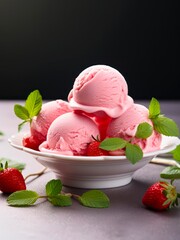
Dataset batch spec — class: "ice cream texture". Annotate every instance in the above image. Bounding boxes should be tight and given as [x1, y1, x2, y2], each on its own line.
[23, 100, 72, 149]
[68, 65, 133, 118]
[39, 112, 100, 156]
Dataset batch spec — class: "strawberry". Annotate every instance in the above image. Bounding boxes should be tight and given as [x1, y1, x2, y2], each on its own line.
[86, 137, 109, 156]
[23, 135, 41, 151]
[142, 181, 178, 211]
[0, 162, 26, 194]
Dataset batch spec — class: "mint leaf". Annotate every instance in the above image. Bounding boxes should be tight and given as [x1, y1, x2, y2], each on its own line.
[14, 90, 42, 131]
[149, 97, 161, 118]
[125, 143, 143, 164]
[160, 166, 180, 180]
[0, 158, 25, 170]
[152, 115, 179, 137]
[25, 89, 42, 118]
[0, 131, 4, 136]
[78, 190, 110, 208]
[14, 105, 30, 121]
[48, 194, 72, 207]
[100, 137, 127, 151]
[7, 190, 39, 206]
[148, 97, 180, 137]
[171, 145, 180, 161]
[135, 122, 153, 139]
[46, 179, 62, 196]
[170, 144, 180, 162]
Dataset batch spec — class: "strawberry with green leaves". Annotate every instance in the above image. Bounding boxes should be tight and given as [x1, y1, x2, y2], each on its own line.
[0, 162, 26, 194]
[14, 89, 43, 150]
[142, 181, 179, 211]
[142, 144, 180, 212]
[14, 89, 42, 132]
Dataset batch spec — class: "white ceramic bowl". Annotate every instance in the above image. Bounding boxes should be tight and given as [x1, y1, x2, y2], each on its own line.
[8, 133, 180, 189]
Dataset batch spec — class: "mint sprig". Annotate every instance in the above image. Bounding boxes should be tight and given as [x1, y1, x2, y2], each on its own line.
[7, 179, 110, 208]
[100, 122, 152, 164]
[149, 97, 179, 137]
[14, 90, 42, 131]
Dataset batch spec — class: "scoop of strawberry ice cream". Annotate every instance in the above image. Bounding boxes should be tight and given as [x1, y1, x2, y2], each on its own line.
[39, 112, 100, 156]
[68, 64, 133, 118]
[23, 100, 72, 150]
[68, 64, 133, 140]
[106, 103, 162, 153]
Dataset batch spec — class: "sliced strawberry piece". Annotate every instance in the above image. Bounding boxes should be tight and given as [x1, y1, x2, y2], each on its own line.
[23, 135, 41, 151]
[86, 140, 109, 156]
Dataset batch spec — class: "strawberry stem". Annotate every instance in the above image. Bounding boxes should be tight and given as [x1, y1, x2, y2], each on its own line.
[24, 167, 48, 181]
[91, 135, 100, 142]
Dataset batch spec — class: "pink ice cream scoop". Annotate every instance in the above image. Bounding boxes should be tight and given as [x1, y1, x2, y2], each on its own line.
[68, 64, 133, 118]
[106, 103, 162, 153]
[31, 100, 72, 142]
[23, 100, 72, 150]
[39, 112, 100, 156]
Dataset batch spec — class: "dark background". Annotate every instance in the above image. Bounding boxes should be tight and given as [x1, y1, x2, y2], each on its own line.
[0, 0, 179, 100]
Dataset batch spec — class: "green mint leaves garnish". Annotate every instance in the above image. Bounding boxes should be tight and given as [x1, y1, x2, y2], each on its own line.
[100, 122, 152, 164]
[7, 190, 39, 206]
[14, 90, 42, 131]
[149, 97, 179, 137]
[7, 179, 110, 208]
[125, 143, 143, 164]
[46, 179, 62, 196]
[99, 138, 127, 151]
[149, 97, 161, 118]
[100, 98, 179, 164]
[78, 190, 110, 208]
[135, 122, 153, 139]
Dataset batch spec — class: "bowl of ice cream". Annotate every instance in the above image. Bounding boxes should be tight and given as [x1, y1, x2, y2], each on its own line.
[8, 133, 180, 189]
[10, 64, 180, 188]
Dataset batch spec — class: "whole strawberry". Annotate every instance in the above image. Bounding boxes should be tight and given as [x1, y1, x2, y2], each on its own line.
[142, 181, 179, 211]
[0, 162, 26, 194]
[86, 136, 109, 156]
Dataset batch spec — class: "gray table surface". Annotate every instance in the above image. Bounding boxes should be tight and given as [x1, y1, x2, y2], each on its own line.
[0, 100, 180, 240]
